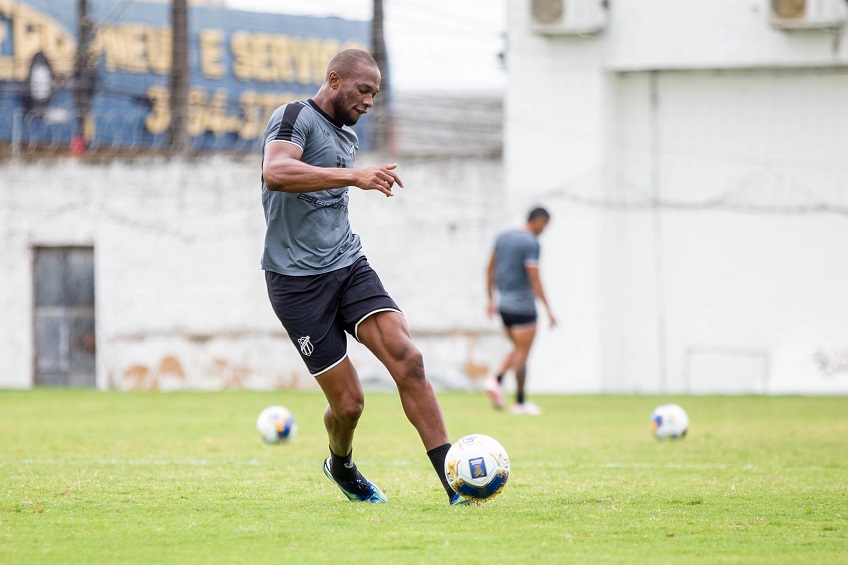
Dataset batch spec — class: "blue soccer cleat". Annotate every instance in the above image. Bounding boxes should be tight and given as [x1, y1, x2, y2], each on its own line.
[450, 492, 473, 506]
[322, 457, 387, 503]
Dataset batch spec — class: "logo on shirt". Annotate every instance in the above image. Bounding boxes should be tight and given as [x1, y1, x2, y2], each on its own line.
[297, 193, 348, 213]
[298, 336, 314, 357]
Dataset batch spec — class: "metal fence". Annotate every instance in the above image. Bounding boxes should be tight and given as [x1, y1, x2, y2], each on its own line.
[0, 108, 262, 157]
[0, 92, 506, 158]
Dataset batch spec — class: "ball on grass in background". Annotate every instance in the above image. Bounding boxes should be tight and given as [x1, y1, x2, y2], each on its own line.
[444, 433, 510, 502]
[256, 405, 297, 444]
[651, 403, 689, 440]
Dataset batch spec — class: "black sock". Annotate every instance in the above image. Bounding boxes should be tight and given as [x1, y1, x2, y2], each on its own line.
[516, 391, 525, 405]
[329, 446, 358, 481]
[496, 373, 504, 385]
[427, 443, 455, 500]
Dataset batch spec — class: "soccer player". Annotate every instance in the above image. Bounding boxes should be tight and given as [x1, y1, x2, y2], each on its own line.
[260, 49, 465, 505]
[485, 207, 557, 415]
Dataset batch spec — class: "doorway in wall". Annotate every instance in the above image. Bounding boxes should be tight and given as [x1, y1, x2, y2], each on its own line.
[33, 247, 96, 387]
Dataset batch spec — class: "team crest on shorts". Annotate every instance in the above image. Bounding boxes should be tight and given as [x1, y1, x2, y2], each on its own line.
[298, 336, 314, 356]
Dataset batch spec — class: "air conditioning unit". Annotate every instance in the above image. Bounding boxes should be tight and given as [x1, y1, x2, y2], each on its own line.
[530, 0, 608, 36]
[771, 0, 848, 29]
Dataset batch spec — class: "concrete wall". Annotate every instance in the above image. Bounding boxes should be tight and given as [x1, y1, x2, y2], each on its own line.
[0, 153, 508, 391]
[505, 0, 848, 393]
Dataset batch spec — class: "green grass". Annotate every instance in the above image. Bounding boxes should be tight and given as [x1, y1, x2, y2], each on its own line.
[1, 390, 846, 564]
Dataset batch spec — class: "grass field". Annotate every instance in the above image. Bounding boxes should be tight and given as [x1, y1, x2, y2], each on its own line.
[1, 390, 846, 564]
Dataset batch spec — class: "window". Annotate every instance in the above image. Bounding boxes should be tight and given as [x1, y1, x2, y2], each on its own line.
[33, 247, 96, 386]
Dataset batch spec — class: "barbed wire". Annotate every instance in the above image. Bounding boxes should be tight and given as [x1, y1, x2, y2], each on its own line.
[0, 91, 504, 157]
[540, 169, 848, 217]
[0, 107, 262, 157]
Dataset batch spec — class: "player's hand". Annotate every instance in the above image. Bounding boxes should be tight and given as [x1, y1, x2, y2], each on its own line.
[486, 299, 496, 318]
[355, 164, 404, 197]
[547, 310, 558, 329]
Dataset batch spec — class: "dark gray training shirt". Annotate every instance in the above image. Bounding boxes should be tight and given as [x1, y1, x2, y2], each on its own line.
[261, 99, 363, 276]
[493, 229, 541, 315]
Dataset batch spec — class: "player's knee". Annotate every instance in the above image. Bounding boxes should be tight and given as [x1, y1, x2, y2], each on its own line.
[514, 349, 531, 366]
[404, 345, 425, 373]
[334, 397, 364, 425]
[393, 344, 426, 385]
[510, 355, 526, 369]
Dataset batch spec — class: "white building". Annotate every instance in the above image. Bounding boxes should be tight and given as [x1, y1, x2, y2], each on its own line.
[505, 0, 848, 394]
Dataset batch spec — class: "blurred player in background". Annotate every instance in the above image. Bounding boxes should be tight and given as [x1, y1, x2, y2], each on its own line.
[485, 207, 557, 415]
[260, 49, 466, 505]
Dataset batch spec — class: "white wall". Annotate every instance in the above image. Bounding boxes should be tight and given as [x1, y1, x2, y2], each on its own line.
[506, 0, 848, 393]
[0, 154, 508, 391]
[607, 0, 848, 70]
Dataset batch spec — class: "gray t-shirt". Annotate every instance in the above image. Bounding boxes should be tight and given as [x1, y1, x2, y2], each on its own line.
[260, 99, 363, 276]
[493, 229, 541, 315]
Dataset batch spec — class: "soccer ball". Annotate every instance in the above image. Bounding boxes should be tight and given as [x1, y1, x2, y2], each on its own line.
[650, 404, 689, 440]
[444, 434, 510, 501]
[256, 405, 297, 444]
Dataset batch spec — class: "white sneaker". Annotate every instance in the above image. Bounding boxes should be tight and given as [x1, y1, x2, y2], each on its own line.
[484, 377, 505, 410]
[511, 401, 543, 416]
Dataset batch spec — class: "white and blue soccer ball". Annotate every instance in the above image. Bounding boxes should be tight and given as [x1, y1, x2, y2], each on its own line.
[444, 434, 510, 501]
[650, 404, 689, 440]
[256, 405, 297, 444]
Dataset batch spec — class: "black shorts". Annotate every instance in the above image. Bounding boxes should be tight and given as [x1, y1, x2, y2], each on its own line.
[499, 310, 537, 329]
[265, 256, 400, 376]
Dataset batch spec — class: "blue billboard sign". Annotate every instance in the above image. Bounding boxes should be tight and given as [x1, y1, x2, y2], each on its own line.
[0, 0, 371, 153]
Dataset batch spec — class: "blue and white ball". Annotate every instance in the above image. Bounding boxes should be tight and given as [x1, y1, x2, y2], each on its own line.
[444, 434, 510, 501]
[650, 404, 689, 440]
[256, 405, 297, 444]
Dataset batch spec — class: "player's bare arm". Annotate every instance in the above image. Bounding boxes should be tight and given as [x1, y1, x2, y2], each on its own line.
[263, 141, 402, 196]
[486, 251, 497, 317]
[527, 265, 557, 328]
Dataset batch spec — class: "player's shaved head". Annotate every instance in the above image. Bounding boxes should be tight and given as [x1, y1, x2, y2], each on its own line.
[313, 49, 381, 126]
[327, 49, 379, 79]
